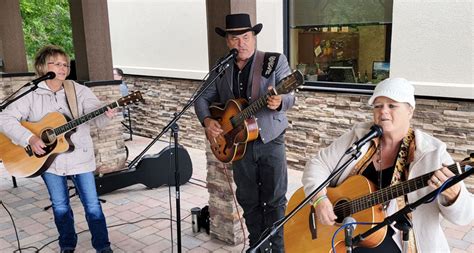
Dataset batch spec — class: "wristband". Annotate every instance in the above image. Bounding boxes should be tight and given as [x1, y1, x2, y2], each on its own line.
[312, 195, 328, 209]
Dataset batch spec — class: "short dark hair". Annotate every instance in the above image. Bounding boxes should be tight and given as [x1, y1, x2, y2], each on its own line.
[113, 68, 124, 76]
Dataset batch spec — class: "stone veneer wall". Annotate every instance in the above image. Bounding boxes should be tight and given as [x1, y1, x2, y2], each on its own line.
[125, 75, 473, 244]
[86, 83, 128, 174]
[0, 74, 127, 175]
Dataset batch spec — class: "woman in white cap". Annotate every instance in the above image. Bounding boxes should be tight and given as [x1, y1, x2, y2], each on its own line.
[302, 78, 473, 252]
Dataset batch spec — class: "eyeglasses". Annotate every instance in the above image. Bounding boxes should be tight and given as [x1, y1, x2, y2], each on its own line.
[48, 62, 70, 68]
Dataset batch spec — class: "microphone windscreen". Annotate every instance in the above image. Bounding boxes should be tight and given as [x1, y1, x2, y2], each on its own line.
[46, 71, 56, 79]
[343, 216, 357, 230]
[230, 48, 238, 57]
[371, 124, 383, 137]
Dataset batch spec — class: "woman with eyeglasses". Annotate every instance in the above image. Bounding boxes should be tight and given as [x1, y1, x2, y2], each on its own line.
[300, 78, 473, 252]
[0, 45, 115, 253]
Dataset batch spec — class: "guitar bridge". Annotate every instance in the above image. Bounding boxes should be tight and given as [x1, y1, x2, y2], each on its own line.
[310, 206, 318, 239]
[25, 145, 33, 157]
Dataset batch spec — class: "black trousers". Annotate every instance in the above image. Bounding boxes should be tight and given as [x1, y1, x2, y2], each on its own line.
[233, 133, 288, 253]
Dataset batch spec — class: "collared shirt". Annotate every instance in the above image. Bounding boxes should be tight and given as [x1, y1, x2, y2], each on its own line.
[232, 54, 254, 100]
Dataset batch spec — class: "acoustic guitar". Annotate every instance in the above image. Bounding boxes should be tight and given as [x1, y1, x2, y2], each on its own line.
[0, 91, 144, 178]
[284, 157, 473, 253]
[208, 70, 304, 163]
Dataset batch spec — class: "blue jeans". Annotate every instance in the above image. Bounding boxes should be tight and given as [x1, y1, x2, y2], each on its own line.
[42, 172, 111, 252]
[232, 133, 288, 253]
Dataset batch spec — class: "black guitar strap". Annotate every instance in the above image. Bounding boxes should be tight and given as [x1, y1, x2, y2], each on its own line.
[261, 52, 280, 78]
[250, 51, 280, 102]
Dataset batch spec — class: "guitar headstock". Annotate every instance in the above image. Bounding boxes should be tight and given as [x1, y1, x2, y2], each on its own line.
[118, 91, 144, 106]
[276, 70, 305, 94]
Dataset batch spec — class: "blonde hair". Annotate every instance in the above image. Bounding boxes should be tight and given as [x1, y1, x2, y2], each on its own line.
[34, 45, 71, 76]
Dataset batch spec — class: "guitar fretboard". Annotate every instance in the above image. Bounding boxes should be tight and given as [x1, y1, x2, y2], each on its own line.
[54, 101, 119, 136]
[230, 92, 273, 127]
[229, 73, 300, 128]
[337, 163, 461, 218]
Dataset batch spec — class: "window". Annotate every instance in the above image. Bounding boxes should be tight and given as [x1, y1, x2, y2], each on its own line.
[288, 0, 393, 86]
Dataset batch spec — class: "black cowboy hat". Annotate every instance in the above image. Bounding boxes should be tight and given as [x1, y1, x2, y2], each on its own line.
[215, 13, 263, 37]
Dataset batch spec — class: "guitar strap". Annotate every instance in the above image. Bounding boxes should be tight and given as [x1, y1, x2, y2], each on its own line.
[250, 51, 280, 102]
[63, 80, 79, 119]
[250, 51, 264, 102]
[390, 128, 417, 253]
[350, 129, 417, 252]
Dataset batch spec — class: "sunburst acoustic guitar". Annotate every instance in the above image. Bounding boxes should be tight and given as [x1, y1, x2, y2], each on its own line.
[207, 70, 304, 163]
[284, 156, 473, 253]
[0, 91, 144, 178]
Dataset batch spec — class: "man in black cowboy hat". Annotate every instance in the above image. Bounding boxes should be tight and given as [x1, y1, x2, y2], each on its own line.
[195, 13, 295, 252]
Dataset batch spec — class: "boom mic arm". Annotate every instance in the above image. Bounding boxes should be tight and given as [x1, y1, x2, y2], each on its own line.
[28, 72, 56, 86]
[345, 125, 383, 154]
[210, 49, 238, 72]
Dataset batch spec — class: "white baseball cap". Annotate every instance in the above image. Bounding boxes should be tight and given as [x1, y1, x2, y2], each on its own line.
[368, 78, 416, 108]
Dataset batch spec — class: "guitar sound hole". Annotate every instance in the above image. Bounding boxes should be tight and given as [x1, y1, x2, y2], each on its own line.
[333, 199, 349, 224]
[41, 129, 57, 145]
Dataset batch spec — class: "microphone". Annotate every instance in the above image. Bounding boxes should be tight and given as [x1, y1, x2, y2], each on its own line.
[216, 48, 238, 67]
[345, 124, 383, 154]
[28, 72, 56, 85]
[343, 216, 357, 253]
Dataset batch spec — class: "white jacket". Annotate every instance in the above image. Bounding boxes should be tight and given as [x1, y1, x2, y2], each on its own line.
[303, 122, 474, 252]
[0, 81, 110, 176]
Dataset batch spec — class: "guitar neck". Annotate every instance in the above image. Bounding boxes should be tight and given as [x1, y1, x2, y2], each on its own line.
[231, 72, 296, 126]
[54, 101, 119, 136]
[231, 91, 273, 126]
[349, 163, 461, 214]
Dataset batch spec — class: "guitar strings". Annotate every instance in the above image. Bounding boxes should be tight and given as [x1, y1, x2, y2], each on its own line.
[332, 163, 460, 216]
[217, 75, 299, 138]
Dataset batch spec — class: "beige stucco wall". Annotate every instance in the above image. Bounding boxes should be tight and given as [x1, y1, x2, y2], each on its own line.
[391, 1, 474, 99]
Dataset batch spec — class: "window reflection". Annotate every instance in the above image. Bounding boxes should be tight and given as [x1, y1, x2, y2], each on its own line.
[289, 0, 393, 85]
[290, 24, 391, 84]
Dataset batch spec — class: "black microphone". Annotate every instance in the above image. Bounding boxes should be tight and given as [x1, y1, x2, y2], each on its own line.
[345, 124, 383, 154]
[343, 216, 357, 253]
[216, 48, 238, 67]
[28, 72, 56, 85]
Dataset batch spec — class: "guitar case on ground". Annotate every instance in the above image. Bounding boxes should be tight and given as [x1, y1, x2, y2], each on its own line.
[95, 144, 192, 195]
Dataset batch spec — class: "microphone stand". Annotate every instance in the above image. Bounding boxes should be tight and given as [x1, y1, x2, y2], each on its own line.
[0, 82, 41, 188]
[352, 166, 474, 249]
[247, 149, 363, 253]
[126, 62, 232, 253]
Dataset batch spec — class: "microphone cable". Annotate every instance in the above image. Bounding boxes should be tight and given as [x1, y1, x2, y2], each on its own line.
[32, 214, 192, 253]
[329, 176, 455, 253]
[222, 163, 247, 253]
[166, 135, 175, 253]
[10, 207, 192, 253]
[424, 176, 455, 203]
[1, 201, 22, 252]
